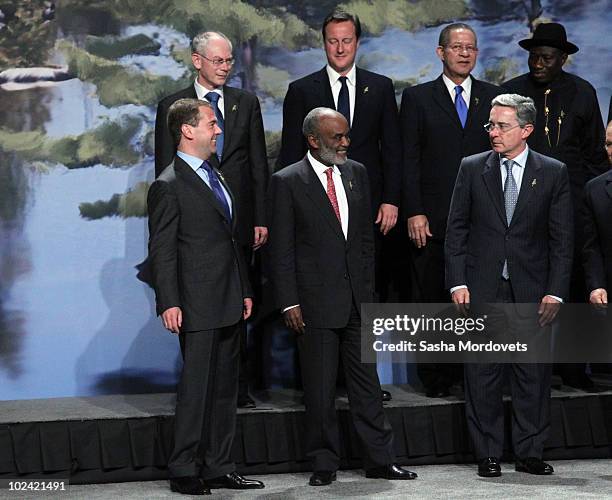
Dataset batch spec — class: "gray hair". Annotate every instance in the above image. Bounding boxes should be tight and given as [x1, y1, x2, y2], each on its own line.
[302, 107, 344, 138]
[191, 31, 233, 55]
[438, 23, 477, 47]
[491, 93, 536, 127]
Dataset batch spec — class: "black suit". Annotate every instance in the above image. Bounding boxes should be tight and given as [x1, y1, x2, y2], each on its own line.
[155, 84, 268, 246]
[267, 157, 394, 471]
[400, 75, 501, 390]
[445, 149, 573, 459]
[147, 156, 252, 479]
[583, 170, 612, 294]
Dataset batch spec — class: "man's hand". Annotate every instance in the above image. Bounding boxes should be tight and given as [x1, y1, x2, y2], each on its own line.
[243, 298, 253, 320]
[589, 288, 608, 308]
[253, 226, 268, 250]
[407, 214, 432, 248]
[162, 306, 182, 334]
[451, 288, 470, 316]
[538, 295, 561, 327]
[283, 306, 305, 334]
[375, 203, 398, 235]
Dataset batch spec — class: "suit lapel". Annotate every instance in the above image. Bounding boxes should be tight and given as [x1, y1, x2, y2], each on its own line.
[313, 67, 336, 109]
[219, 85, 240, 161]
[511, 151, 539, 224]
[482, 152, 507, 225]
[175, 157, 233, 230]
[433, 75, 463, 129]
[339, 163, 356, 243]
[299, 158, 344, 239]
[351, 68, 369, 143]
[605, 170, 612, 200]
[464, 76, 484, 131]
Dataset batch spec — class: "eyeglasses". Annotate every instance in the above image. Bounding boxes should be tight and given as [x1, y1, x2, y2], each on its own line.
[197, 53, 235, 67]
[484, 122, 521, 133]
[445, 44, 478, 54]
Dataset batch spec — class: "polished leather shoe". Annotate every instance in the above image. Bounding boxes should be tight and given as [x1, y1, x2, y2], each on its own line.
[515, 457, 554, 475]
[365, 464, 417, 480]
[425, 384, 450, 398]
[477, 457, 501, 477]
[207, 471, 264, 489]
[237, 395, 257, 409]
[170, 476, 211, 495]
[382, 390, 392, 402]
[309, 471, 336, 486]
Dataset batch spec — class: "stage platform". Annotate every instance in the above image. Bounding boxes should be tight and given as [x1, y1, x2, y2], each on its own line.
[2, 381, 612, 484]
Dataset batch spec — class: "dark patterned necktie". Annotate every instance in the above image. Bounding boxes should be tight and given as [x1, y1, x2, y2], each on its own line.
[337, 76, 350, 126]
[205, 92, 224, 159]
[200, 160, 231, 220]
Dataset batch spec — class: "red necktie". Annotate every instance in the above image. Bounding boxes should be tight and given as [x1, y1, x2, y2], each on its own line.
[325, 167, 341, 223]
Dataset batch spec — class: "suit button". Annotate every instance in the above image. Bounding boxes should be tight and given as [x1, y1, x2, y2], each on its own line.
[505, 235, 510, 241]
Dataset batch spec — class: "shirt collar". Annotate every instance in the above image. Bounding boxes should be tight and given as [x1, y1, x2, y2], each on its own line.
[194, 78, 224, 101]
[442, 73, 472, 96]
[177, 150, 207, 172]
[500, 145, 529, 169]
[307, 150, 340, 176]
[326, 64, 357, 87]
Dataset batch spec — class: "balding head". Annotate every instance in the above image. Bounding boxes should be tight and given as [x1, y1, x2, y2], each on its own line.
[302, 107, 350, 166]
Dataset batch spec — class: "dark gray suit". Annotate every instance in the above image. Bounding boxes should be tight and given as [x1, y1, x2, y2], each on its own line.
[267, 157, 394, 471]
[445, 149, 573, 459]
[147, 156, 252, 479]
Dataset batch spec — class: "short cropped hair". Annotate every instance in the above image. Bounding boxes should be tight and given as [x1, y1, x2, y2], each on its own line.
[322, 9, 361, 40]
[302, 107, 341, 138]
[191, 31, 233, 55]
[491, 94, 537, 127]
[167, 98, 211, 146]
[438, 22, 477, 47]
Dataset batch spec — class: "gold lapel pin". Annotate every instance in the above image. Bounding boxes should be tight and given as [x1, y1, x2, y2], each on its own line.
[474, 97, 479, 106]
[363, 86, 369, 94]
[349, 180, 353, 191]
[232, 104, 237, 112]
[531, 178, 537, 187]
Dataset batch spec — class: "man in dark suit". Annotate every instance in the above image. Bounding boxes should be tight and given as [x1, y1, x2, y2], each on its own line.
[147, 98, 264, 495]
[400, 23, 501, 397]
[446, 94, 573, 477]
[268, 107, 417, 486]
[583, 121, 612, 307]
[278, 9, 402, 292]
[155, 31, 269, 407]
[503, 23, 607, 389]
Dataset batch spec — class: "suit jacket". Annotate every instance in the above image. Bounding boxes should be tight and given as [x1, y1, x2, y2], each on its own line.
[445, 149, 573, 303]
[154, 84, 269, 245]
[582, 169, 612, 293]
[277, 67, 402, 213]
[400, 75, 501, 237]
[147, 156, 252, 332]
[267, 158, 375, 328]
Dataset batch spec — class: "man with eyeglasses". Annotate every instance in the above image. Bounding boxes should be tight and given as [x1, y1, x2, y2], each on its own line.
[278, 9, 403, 326]
[399, 23, 501, 399]
[446, 93, 573, 477]
[155, 32, 269, 409]
[503, 23, 607, 390]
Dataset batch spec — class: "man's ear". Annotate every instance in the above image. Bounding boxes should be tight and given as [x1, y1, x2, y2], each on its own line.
[181, 123, 193, 140]
[521, 123, 534, 140]
[306, 134, 319, 150]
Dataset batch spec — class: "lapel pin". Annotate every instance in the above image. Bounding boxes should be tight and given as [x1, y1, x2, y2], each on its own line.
[474, 97, 479, 106]
[531, 178, 537, 187]
[363, 86, 369, 94]
[232, 104, 237, 112]
[349, 180, 353, 191]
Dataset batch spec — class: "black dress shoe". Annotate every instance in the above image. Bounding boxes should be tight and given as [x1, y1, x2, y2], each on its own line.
[170, 477, 211, 495]
[309, 470, 336, 486]
[365, 464, 417, 480]
[207, 471, 264, 489]
[237, 395, 257, 409]
[515, 457, 554, 475]
[425, 384, 450, 398]
[381, 390, 392, 402]
[477, 457, 501, 477]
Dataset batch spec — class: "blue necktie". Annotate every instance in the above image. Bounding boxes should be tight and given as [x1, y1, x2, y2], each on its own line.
[454, 85, 467, 128]
[200, 160, 231, 220]
[337, 76, 351, 126]
[502, 160, 518, 279]
[206, 92, 224, 159]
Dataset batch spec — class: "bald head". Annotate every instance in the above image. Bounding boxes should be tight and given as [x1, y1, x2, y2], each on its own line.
[303, 107, 350, 166]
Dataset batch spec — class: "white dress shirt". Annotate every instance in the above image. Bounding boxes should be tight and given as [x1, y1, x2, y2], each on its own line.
[442, 73, 472, 110]
[194, 79, 225, 118]
[326, 64, 356, 127]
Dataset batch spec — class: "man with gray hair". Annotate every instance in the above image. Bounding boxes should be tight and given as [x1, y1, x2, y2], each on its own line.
[155, 30, 269, 410]
[268, 107, 417, 486]
[446, 93, 573, 477]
